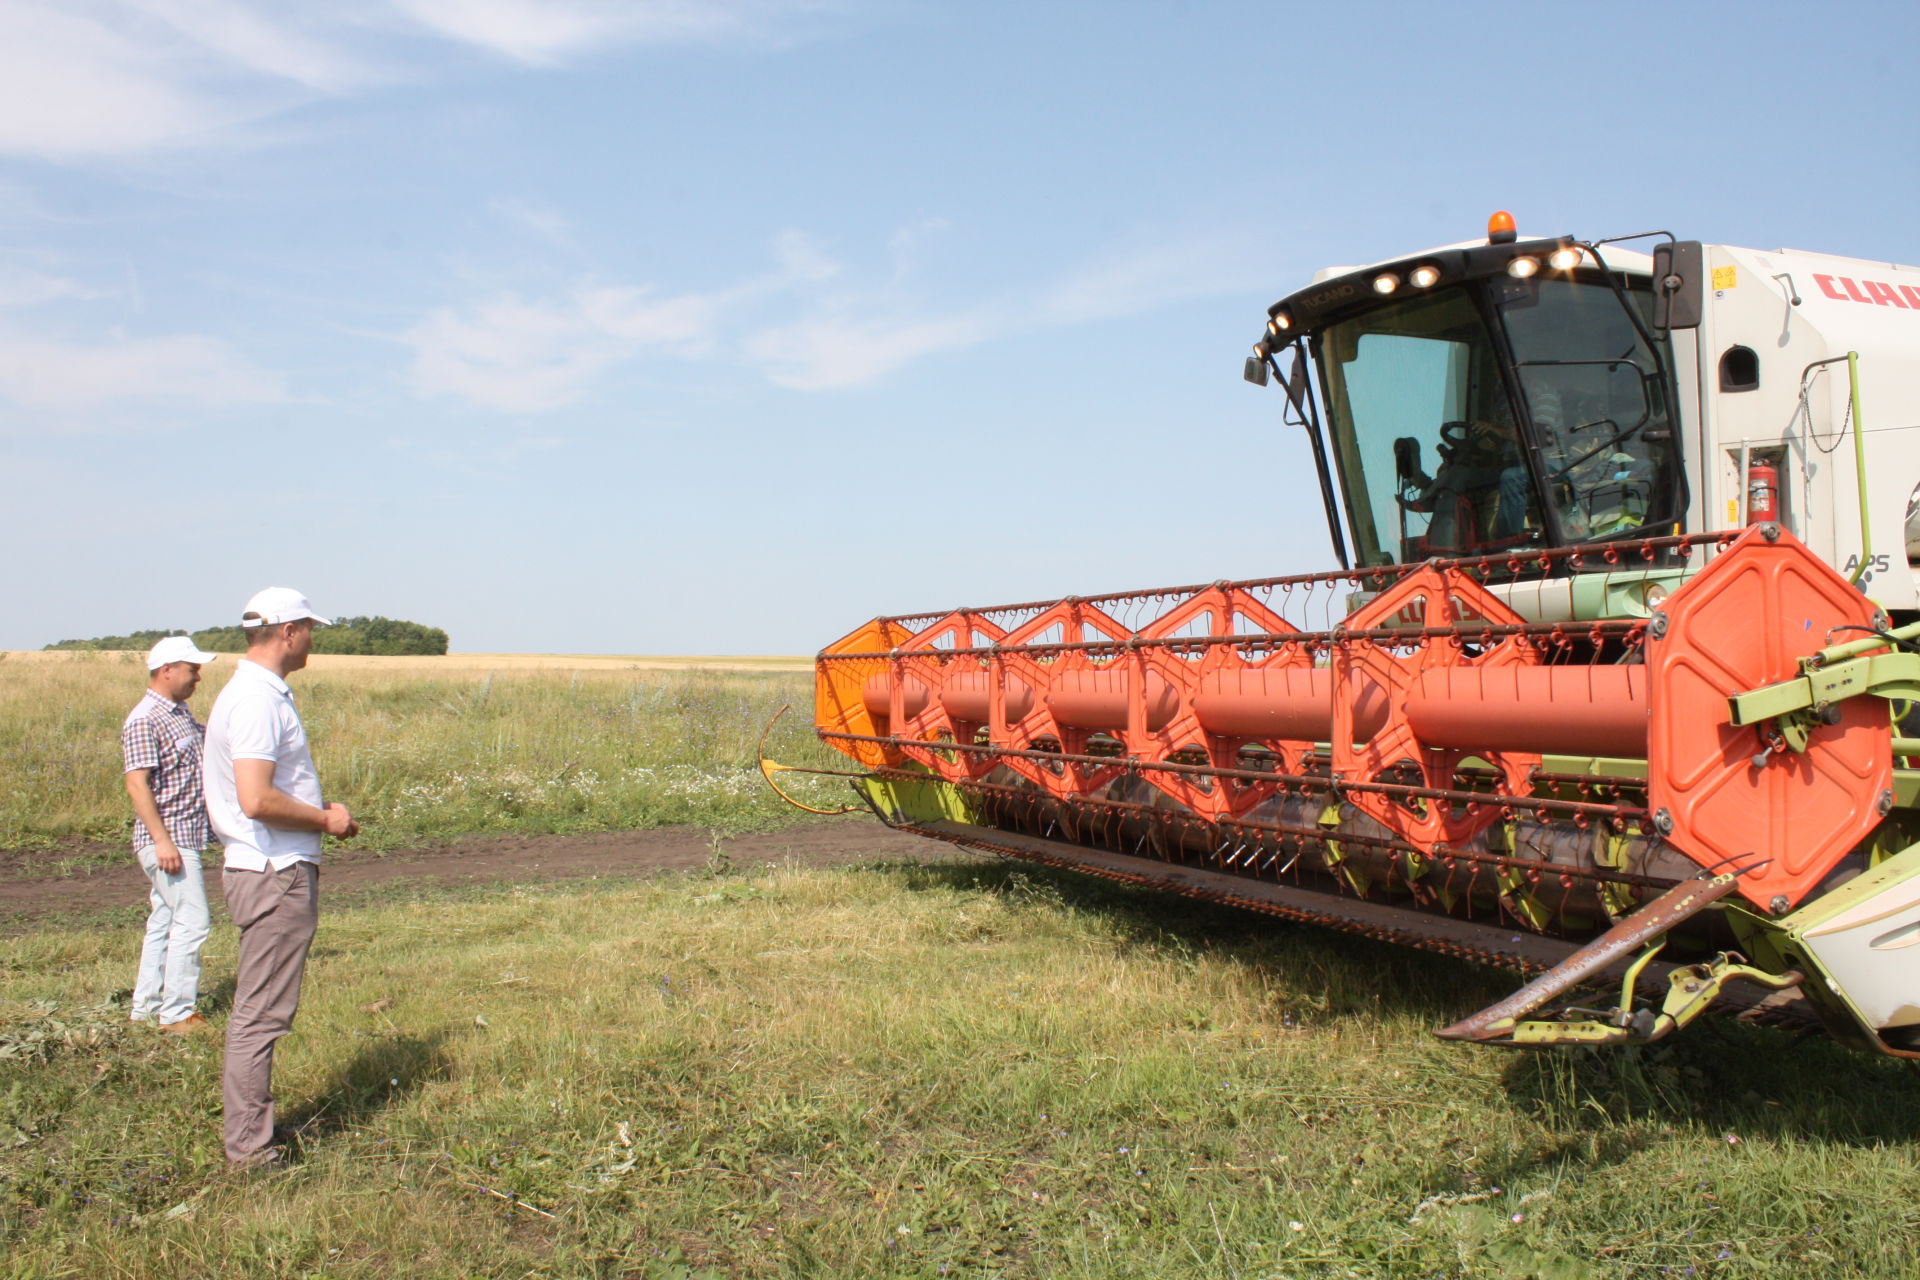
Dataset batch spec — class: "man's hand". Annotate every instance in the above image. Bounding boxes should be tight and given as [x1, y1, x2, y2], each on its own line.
[124, 768, 183, 873]
[322, 802, 359, 839]
[236, 760, 359, 837]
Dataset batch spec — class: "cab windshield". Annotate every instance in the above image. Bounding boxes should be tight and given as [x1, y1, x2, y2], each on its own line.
[1316, 275, 1678, 566]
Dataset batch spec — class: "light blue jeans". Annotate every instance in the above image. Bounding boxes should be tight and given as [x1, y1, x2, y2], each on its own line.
[132, 848, 210, 1024]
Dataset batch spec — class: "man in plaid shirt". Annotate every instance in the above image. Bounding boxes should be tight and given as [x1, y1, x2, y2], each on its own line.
[122, 635, 220, 1032]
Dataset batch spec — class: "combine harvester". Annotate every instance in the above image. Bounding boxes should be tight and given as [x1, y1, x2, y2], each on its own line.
[776, 214, 1920, 1057]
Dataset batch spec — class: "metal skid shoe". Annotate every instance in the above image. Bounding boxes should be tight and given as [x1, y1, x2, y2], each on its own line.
[1491, 949, 1801, 1048]
[1436, 874, 1804, 1047]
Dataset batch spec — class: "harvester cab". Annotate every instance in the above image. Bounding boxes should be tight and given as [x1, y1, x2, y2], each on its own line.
[1249, 213, 1920, 615]
[791, 213, 1920, 1061]
[1251, 222, 1679, 572]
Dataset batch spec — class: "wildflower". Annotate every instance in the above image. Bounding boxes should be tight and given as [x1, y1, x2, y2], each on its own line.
[1289, 1221, 1305, 1232]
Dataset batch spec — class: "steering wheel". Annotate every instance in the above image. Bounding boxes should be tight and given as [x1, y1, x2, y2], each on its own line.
[1549, 419, 1633, 481]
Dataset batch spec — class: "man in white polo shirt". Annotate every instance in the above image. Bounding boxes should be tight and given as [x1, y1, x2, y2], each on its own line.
[203, 586, 358, 1169]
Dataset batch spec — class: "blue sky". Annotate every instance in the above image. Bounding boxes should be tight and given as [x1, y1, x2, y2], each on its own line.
[3, 0, 1915, 653]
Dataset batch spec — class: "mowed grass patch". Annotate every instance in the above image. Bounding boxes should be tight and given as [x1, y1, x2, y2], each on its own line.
[3, 859, 1916, 1279]
[0, 652, 844, 867]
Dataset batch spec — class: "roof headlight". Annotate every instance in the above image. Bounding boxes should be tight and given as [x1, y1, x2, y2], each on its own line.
[1547, 246, 1583, 271]
[1273, 309, 1293, 332]
[1409, 264, 1441, 289]
[1507, 256, 1540, 280]
[1372, 272, 1400, 295]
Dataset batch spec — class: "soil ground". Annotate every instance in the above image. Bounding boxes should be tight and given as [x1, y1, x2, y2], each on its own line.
[0, 823, 973, 929]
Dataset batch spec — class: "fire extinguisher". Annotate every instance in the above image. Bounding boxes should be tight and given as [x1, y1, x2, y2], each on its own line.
[1747, 461, 1779, 524]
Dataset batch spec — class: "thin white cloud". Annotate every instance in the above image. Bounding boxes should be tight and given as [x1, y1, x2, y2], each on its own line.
[0, 265, 107, 308]
[0, 332, 286, 410]
[404, 282, 729, 413]
[405, 295, 623, 414]
[404, 228, 839, 411]
[886, 217, 949, 282]
[488, 196, 574, 247]
[0, 4, 236, 157]
[747, 310, 991, 391]
[123, 0, 371, 91]
[576, 285, 720, 350]
[0, 255, 276, 412]
[390, 0, 724, 65]
[406, 220, 1255, 406]
[771, 228, 841, 284]
[0, 1, 838, 159]
[390, 0, 830, 65]
[1034, 233, 1250, 325]
[743, 227, 1253, 391]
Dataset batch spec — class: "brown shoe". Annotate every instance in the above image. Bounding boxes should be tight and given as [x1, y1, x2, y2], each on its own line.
[227, 1146, 288, 1176]
[158, 1013, 211, 1034]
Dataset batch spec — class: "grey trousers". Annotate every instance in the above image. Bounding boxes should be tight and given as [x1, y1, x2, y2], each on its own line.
[222, 862, 319, 1164]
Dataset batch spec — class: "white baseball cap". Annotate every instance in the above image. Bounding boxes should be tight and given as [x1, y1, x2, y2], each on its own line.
[240, 586, 332, 629]
[147, 635, 219, 670]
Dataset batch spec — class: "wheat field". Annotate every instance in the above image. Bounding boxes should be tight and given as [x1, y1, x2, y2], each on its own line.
[0, 651, 839, 860]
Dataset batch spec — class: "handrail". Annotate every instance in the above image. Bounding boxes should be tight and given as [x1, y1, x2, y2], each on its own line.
[1799, 351, 1871, 585]
[1848, 351, 1871, 586]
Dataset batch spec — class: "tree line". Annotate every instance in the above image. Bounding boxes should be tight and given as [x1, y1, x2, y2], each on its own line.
[45, 616, 450, 656]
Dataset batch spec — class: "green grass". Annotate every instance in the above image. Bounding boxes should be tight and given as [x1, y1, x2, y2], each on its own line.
[3, 857, 1915, 1279]
[0, 654, 848, 868]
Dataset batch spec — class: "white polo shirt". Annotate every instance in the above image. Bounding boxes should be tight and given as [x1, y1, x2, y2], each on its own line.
[203, 658, 325, 870]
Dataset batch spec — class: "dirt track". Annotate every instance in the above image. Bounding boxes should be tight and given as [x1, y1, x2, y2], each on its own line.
[0, 824, 973, 928]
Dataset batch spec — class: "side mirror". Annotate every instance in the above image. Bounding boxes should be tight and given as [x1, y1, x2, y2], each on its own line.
[1652, 240, 1704, 330]
[1249, 344, 1318, 427]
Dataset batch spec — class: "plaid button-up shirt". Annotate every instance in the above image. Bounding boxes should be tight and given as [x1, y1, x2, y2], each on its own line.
[121, 690, 209, 852]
